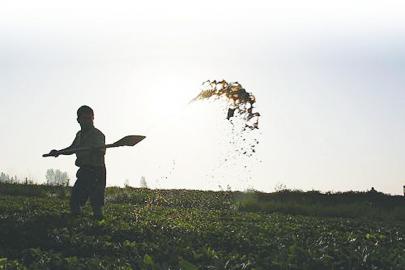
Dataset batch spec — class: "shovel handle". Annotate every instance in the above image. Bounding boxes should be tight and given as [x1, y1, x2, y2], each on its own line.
[42, 143, 122, 157]
[43, 135, 145, 157]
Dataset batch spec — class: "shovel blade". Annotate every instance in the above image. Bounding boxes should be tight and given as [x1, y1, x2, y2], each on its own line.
[112, 135, 146, 147]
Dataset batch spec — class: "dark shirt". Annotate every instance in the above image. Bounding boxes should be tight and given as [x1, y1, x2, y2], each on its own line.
[71, 126, 105, 168]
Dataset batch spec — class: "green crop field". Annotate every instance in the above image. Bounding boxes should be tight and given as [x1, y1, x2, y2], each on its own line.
[0, 183, 404, 269]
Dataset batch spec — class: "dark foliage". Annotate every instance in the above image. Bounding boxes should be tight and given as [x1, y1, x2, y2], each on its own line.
[0, 183, 404, 269]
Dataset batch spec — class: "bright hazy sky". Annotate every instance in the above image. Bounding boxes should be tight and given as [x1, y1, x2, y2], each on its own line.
[1, 1, 404, 194]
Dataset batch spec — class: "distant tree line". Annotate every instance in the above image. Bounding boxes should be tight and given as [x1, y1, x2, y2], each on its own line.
[0, 169, 69, 186]
[124, 176, 149, 189]
[0, 172, 34, 184]
[45, 169, 69, 186]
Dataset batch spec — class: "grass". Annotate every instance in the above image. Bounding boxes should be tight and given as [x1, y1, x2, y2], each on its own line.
[0, 183, 404, 269]
[235, 189, 405, 221]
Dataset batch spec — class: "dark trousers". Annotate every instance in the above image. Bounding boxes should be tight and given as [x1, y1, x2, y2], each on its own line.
[70, 166, 106, 214]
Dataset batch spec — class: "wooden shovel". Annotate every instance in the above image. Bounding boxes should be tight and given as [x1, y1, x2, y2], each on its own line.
[42, 135, 146, 157]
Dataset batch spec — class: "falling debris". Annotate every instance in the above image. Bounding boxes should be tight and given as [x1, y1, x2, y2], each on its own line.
[191, 80, 260, 130]
[192, 80, 262, 188]
[191, 80, 261, 158]
[154, 80, 261, 189]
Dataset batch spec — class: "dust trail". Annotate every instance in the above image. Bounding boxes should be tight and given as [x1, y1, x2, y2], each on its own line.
[146, 80, 261, 190]
[191, 80, 262, 188]
[191, 80, 260, 130]
[191, 80, 261, 158]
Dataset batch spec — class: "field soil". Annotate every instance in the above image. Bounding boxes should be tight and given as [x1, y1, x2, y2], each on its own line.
[0, 183, 404, 269]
